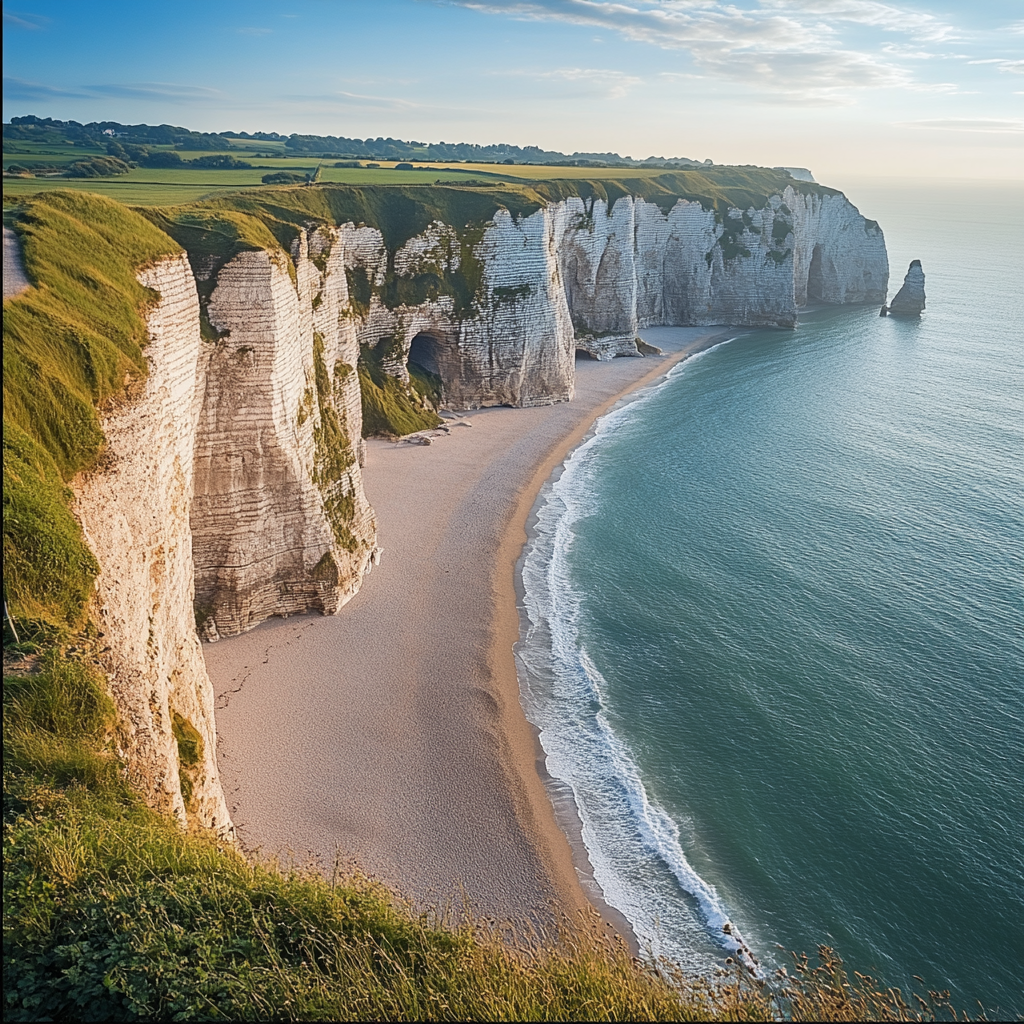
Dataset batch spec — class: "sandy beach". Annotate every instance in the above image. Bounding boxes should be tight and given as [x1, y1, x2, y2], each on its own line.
[205, 325, 734, 930]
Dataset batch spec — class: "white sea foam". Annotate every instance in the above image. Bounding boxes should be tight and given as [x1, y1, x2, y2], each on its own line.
[517, 341, 759, 972]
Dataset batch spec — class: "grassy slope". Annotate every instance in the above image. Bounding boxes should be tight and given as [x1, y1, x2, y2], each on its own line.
[3, 191, 180, 635]
[4, 656, 958, 1022]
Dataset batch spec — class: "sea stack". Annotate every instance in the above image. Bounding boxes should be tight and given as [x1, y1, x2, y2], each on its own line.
[886, 259, 926, 317]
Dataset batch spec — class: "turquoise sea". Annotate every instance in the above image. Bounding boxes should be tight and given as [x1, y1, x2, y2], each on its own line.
[517, 180, 1024, 1016]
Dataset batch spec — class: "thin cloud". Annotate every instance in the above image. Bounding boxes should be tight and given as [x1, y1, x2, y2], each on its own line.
[2, 77, 87, 100]
[2, 77, 222, 103]
[503, 66, 642, 98]
[896, 118, 1024, 133]
[282, 90, 423, 112]
[761, 0, 954, 41]
[454, 1, 919, 100]
[86, 83, 223, 100]
[3, 11, 48, 29]
[967, 58, 1024, 73]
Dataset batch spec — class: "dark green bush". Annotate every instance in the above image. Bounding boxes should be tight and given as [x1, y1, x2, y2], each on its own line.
[142, 151, 183, 168]
[262, 171, 306, 185]
[66, 156, 130, 178]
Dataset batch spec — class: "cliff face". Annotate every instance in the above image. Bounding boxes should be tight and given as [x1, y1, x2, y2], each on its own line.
[54, 178, 883, 833]
[71, 237, 380, 828]
[192, 233, 376, 641]
[316, 185, 887, 406]
[72, 254, 231, 832]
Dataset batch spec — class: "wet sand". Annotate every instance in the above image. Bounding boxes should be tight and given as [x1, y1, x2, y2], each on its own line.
[206, 326, 734, 929]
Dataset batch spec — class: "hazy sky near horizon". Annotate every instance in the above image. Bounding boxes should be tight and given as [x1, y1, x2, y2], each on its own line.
[3, 0, 1022, 184]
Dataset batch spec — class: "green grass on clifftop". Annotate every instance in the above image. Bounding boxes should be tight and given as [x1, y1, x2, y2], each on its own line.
[3, 191, 180, 636]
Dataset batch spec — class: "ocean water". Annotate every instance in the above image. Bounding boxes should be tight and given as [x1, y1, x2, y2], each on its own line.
[517, 180, 1024, 1015]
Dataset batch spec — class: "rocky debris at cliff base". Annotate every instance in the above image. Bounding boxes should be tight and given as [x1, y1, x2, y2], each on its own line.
[887, 260, 926, 317]
[398, 418, 474, 445]
[636, 337, 663, 355]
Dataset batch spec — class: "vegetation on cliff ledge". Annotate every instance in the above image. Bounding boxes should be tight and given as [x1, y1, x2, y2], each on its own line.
[358, 335, 443, 438]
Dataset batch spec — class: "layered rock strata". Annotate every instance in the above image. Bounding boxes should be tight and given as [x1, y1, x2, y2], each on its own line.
[72, 254, 231, 832]
[309, 185, 887, 408]
[72, 241, 380, 828]
[192, 234, 376, 640]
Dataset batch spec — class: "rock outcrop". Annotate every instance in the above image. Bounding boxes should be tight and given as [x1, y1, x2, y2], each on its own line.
[774, 167, 816, 182]
[886, 260, 926, 317]
[192, 233, 376, 641]
[3, 226, 31, 299]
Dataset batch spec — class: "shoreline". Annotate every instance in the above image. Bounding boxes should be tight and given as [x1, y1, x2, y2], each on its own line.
[495, 328, 739, 942]
[205, 325, 738, 938]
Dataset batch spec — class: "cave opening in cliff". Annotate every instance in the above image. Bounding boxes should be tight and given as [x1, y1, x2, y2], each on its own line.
[575, 348, 599, 360]
[408, 333, 441, 377]
[407, 332, 445, 408]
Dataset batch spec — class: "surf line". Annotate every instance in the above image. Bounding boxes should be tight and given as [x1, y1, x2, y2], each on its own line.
[516, 337, 761, 974]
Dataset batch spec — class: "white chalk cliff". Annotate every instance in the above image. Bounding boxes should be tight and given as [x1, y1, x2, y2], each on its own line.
[67, 180, 885, 832]
[73, 254, 232, 833]
[192, 233, 376, 641]
[327, 185, 887, 406]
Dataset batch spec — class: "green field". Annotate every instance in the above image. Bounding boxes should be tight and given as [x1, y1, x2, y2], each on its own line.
[4, 130, 740, 207]
[3, 165, 529, 207]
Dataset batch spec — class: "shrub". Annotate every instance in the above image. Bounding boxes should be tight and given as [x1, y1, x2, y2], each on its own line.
[262, 171, 306, 184]
[65, 156, 130, 178]
[141, 150, 183, 168]
[189, 154, 252, 170]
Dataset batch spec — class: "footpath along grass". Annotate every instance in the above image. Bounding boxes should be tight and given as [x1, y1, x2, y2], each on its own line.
[3, 188, 977, 1021]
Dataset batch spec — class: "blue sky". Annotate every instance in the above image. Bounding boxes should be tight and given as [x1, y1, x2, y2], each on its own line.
[4, 1, 1022, 182]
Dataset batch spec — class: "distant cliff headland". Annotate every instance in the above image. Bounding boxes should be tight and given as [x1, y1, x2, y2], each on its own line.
[6, 138, 940, 1019]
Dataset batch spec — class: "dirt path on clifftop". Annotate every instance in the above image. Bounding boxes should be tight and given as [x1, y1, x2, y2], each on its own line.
[205, 326, 734, 931]
[3, 227, 31, 299]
